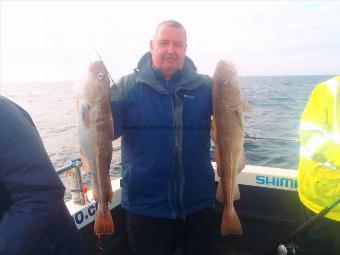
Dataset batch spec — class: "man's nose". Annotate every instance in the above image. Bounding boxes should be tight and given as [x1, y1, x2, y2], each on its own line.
[165, 43, 176, 53]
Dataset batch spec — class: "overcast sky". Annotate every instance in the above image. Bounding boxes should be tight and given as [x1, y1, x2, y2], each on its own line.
[1, 1, 339, 83]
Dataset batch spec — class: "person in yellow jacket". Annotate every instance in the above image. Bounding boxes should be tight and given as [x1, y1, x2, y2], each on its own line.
[297, 75, 340, 255]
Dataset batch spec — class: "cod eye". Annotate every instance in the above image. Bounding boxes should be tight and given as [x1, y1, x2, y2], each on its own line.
[222, 78, 229, 84]
[97, 72, 104, 80]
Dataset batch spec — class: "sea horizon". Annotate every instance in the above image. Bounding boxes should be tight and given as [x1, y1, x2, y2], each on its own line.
[0, 74, 336, 87]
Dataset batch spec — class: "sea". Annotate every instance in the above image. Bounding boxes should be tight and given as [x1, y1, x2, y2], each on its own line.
[240, 75, 333, 170]
[1, 75, 333, 200]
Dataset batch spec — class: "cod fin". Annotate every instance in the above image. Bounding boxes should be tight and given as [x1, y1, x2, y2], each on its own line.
[214, 145, 222, 177]
[233, 184, 240, 201]
[237, 146, 246, 173]
[216, 182, 225, 204]
[215, 144, 225, 203]
[94, 204, 114, 238]
[80, 151, 91, 172]
[221, 205, 243, 236]
[76, 97, 80, 113]
[211, 118, 217, 143]
[233, 107, 245, 129]
[81, 103, 91, 128]
[92, 182, 113, 203]
[242, 100, 252, 113]
[105, 181, 114, 201]
[110, 116, 114, 140]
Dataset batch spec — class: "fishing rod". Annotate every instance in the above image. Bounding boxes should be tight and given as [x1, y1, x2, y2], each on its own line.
[267, 198, 340, 255]
[94, 48, 114, 85]
[244, 132, 299, 143]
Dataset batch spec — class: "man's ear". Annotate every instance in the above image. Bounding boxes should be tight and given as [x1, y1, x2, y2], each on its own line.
[150, 40, 153, 51]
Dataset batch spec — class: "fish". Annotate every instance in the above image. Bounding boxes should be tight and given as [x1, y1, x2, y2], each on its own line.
[76, 60, 114, 237]
[211, 60, 250, 236]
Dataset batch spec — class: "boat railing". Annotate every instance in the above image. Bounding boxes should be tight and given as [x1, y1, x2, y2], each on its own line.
[56, 158, 81, 175]
[244, 132, 299, 142]
[56, 134, 299, 205]
[55, 145, 121, 205]
[56, 157, 86, 204]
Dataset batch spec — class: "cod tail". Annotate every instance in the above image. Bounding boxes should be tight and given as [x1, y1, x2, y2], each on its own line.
[94, 204, 114, 238]
[220, 205, 243, 236]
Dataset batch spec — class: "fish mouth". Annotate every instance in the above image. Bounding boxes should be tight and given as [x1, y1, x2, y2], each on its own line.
[88, 60, 103, 71]
[89, 61, 98, 71]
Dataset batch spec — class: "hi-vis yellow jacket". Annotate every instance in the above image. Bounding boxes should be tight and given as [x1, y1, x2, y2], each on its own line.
[298, 76, 340, 221]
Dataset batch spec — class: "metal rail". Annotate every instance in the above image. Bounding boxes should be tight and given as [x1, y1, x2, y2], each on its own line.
[55, 145, 121, 204]
[56, 158, 80, 175]
[55, 134, 299, 176]
[244, 132, 299, 142]
[55, 133, 299, 176]
[56, 135, 298, 204]
[55, 145, 121, 175]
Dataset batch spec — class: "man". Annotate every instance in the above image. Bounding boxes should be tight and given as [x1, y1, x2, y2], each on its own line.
[0, 96, 82, 255]
[297, 76, 340, 255]
[111, 20, 215, 255]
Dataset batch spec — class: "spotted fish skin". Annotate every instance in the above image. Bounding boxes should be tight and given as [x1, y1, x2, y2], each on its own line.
[76, 60, 114, 237]
[211, 60, 249, 236]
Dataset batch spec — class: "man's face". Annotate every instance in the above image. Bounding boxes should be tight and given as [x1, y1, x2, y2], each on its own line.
[150, 25, 187, 80]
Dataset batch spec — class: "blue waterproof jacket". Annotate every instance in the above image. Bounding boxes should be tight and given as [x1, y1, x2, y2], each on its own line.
[0, 96, 82, 255]
[111, 53, 215, 219]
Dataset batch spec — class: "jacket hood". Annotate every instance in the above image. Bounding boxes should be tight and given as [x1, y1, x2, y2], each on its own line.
[136, 52, 197, 73]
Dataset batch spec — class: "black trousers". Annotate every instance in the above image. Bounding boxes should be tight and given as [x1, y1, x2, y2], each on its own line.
[126, 207, 215, 255]
[298, 205, 340, 255]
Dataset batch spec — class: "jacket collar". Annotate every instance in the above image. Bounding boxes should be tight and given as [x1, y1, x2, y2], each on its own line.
[134, 52, 202, 93]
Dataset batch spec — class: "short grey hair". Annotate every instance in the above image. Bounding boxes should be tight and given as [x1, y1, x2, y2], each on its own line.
[154, 20, 187, 41]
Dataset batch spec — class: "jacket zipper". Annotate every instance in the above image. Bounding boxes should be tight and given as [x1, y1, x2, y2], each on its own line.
[168, 80, 177, 219]
[138, 77, 184, 219]
[174, 87, 186, 220]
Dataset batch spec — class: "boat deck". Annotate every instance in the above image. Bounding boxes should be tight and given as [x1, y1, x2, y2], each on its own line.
[67, 165, 301, 255]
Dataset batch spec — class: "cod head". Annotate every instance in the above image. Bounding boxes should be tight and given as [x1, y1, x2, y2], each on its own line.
[80, 60, 110, 105]
[213, 60, 242, 107]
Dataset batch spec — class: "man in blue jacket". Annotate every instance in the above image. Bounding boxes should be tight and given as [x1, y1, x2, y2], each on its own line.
[111, 20, 215, 255]
[0, 96, 82, 255]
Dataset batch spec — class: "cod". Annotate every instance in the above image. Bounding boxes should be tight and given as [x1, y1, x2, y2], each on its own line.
[211, 60, 250, 236]
[76, 60, 114, 237]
